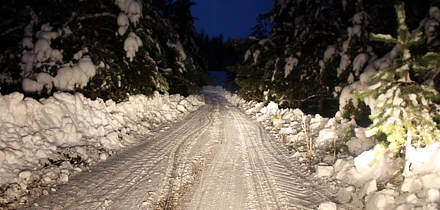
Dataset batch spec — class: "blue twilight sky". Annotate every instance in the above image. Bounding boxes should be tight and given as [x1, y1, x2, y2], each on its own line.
[191, 0, 274, 39]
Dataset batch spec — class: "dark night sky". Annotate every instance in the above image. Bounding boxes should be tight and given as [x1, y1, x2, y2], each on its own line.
[191, 0, 273, 39]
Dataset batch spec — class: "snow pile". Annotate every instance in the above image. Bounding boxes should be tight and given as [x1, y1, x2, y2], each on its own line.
[221, 87, 440, 209]
[0, 91, 204, 206]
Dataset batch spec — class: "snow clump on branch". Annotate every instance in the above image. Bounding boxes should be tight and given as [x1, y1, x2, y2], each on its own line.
[114, 0, 142, 27]
[124, 32, 143, 62]
[22, 55, 97, 93]
[117, 13, 129, 36]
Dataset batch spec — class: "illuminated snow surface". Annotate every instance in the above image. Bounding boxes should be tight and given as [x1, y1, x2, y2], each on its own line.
[0, 86, 439, 209]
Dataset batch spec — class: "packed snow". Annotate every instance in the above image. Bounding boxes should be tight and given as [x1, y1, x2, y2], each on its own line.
[222, 89, 440, 210]
[0, 90, 204, 206]
[2, 2, 440, 207]
[1, 84, 440, 209]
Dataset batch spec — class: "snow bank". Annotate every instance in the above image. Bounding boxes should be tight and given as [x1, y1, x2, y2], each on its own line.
[220, 86, 440, 209]
[0, 91, 204, 206]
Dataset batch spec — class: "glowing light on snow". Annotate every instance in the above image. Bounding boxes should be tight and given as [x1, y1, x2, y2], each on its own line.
[78, 56, 96, 78]
[244, 50, 252, 61]
[253, 50, 260, 64]
[34, 38, 52, 62]
[337, 54, 350, 77]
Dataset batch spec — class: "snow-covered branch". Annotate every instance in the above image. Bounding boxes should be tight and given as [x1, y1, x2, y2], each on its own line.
[77, 12, 116, 21]
[1, 25, 23, 36]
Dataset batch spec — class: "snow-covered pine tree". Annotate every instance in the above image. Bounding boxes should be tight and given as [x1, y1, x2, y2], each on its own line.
[221, 4, 275, 101]
[321, 1, 374, 123]
[228, 0, 354, 110]
[161, 0, 211, 95]
[358, 3, 440, 155]
[0, 0, 209, 102]
[228, 36, 278, 102]
[261, 0, 350, 111]
[250, 13, 271, 40]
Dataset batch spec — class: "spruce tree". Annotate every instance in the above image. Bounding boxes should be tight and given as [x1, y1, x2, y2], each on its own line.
[0, 0, 210, 101]
[358, 3, 440, 156]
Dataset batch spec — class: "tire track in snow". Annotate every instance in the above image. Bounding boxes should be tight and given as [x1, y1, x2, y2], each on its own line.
[26, 105, 213, 209]
[223, 99, 333, 209]
[231, 111, 280, 209]
[155, 104, 215, 209]
[180, 94, 253, 210]
[247, 111, 338, 209]
[26, 87, 334, 210]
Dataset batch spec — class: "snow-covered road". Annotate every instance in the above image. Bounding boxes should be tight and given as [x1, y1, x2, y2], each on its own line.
[26, 87, 333, 209]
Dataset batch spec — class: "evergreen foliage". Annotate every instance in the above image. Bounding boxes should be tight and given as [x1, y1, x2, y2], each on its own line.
[225, 0, 438, 119]
[0, 0, 210, 102]
[227, 0, 363, 113]
[196, 32, 226, 71]
[358, 3, 440, 153]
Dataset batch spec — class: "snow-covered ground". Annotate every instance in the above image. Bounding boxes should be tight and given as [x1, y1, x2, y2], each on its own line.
[1, 85, 440, 209]
[29, 86, 336, 209]
[223, 90, 440, 210]
[0, 90, 204, 208]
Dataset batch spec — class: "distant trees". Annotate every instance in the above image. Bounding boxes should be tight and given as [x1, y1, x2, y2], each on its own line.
[196, 31, 242, 72]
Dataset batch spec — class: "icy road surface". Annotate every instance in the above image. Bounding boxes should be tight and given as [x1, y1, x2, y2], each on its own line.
[27, 87, 333, 209]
